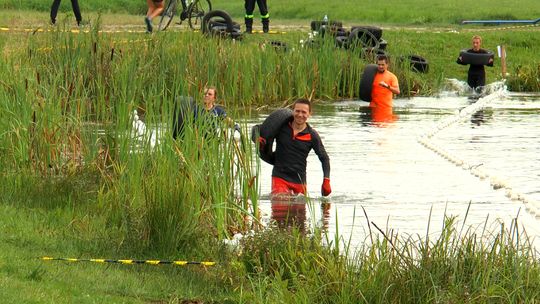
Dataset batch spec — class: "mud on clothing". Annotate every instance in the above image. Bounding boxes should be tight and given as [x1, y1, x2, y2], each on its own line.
[263, 120, 330, 186]
[370, 70, 399, 108]
[457, 48, 494, 89]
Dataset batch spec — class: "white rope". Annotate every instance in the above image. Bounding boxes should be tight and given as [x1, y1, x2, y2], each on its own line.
[417, 89, 540, 218]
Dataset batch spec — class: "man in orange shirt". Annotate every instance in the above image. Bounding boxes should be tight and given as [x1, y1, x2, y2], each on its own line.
[371, 55, 400, 109]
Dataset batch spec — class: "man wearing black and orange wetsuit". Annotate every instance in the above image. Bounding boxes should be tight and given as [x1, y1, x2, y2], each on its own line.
[260, 99, 331, 197]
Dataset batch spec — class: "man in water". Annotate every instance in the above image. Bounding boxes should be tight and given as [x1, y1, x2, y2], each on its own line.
[371, 55, 400, 109]
[457, 35, 494, 92]
[260, 98, 331, 197]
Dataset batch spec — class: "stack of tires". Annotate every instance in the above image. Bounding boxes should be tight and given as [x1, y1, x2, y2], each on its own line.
[307, 19, 429, 74]
[202, 10, 243, 40]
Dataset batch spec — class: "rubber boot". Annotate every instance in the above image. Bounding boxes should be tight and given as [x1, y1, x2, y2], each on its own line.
[262, 18, 269, 33]
[245, 18, 253, 34]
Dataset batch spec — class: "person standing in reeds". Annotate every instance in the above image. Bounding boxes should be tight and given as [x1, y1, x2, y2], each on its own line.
[50, 0, 83, 26]
[244, 0, 270, 33]
[145, 0, 164, 33]
[457, 35, 494, 92]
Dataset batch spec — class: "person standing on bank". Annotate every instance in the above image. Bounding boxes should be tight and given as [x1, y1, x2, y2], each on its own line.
[457, 35, 494, 92]
[145, 0, 164, 33]
[261, 99, 331, 197]
[244, 0, 270, 33]
[371, 54, 400, 109]
[50, 0, 83, 26]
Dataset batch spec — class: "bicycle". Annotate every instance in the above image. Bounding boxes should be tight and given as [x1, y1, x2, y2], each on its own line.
[158, 0, 212, 31]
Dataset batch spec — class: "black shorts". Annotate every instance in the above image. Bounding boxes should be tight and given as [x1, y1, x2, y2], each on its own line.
[152, 0, 163, 2]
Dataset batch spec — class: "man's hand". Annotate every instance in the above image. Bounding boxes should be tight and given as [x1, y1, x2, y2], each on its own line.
[379, 81, 390, 89]
[321, 178, 332, 197]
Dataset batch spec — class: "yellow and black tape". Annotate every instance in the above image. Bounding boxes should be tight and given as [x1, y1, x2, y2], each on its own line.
[40, 256, 215, 266]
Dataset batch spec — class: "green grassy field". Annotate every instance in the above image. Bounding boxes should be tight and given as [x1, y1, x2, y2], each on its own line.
[3, 0, 540, 25]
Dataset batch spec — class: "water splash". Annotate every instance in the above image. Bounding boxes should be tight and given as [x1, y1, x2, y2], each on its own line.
[131, 110, 159, 148]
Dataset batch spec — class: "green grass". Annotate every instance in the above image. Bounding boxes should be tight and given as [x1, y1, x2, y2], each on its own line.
[3, 0, 540, 26]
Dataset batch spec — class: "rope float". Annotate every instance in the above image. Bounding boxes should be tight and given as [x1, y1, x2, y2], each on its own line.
[40, 256, 216, 266]
[417, 90, 540, 218]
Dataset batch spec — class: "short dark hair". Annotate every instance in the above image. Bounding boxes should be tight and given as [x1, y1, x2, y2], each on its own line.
[293, 98, 311, 112]
[377, 54, 389, 63]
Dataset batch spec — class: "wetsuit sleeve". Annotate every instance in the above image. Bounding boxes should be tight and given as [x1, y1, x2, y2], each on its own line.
[259, 148, 275, 165]
[311, 130, 330, 179]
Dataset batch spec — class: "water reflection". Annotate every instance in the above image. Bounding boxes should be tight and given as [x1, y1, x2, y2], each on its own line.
[269, 195, 332, 232]
[358, 106, 398, 126]
[470, 108, 493, 126]
[270, 194, 307, 231]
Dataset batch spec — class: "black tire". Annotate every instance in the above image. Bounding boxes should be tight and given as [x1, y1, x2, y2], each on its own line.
[333, 27, 348, 37]
[348, 27, 380, 50]
[335, 36, 349, 48]
[459, 49, 494, 65]
[188, 0, 212, 30]
[269, 40, 288, 52]
[158, 0, 178, 31]
[408, 55, 429, 73]
[202, 10, 233, 34]
[378, 39, 388, 50]
[259, 108, 293, 140]
[230, 29, 243, 40]
[310, 20, 343, 31]
[172, 96, 199, 140]
[208, 19, 240, 30]
[359, 64, 378, 102]
[350, 25, 383, 40]
[251, 124, 260, 143]
[256, 108, 293, 159]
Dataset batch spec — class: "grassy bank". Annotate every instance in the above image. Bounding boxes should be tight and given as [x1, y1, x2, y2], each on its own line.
[2, 200, 540, 302]
[3, 0, 540, 26]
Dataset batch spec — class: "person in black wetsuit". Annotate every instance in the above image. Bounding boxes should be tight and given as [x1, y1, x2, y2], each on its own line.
[457, 35, 494, 92]
[50, 0, 83, 26]
[260, 98, 331, 197]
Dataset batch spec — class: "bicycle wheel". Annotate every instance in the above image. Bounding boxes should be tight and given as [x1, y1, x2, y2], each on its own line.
[187, 0, 212, 30]
[158, 0, 178, 31]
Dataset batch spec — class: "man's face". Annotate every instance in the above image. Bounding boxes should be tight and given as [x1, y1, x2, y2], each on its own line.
[377, 60, 387, 73]
[204, 88, 216, 106]
[472, 38, 481, 51]
[293, 103, 310, 126]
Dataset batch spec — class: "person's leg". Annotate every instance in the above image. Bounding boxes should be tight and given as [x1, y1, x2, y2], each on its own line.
[467, 71, 475, 91]
[148, 0, 164, 20]
[271, 177, 306, 196]
[244, 0, 255, 33]
[256, 0, 269, 33]
[70, 0, 82, 25]
[145, 0, 154, 32]
[50, 0, 62, 24]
